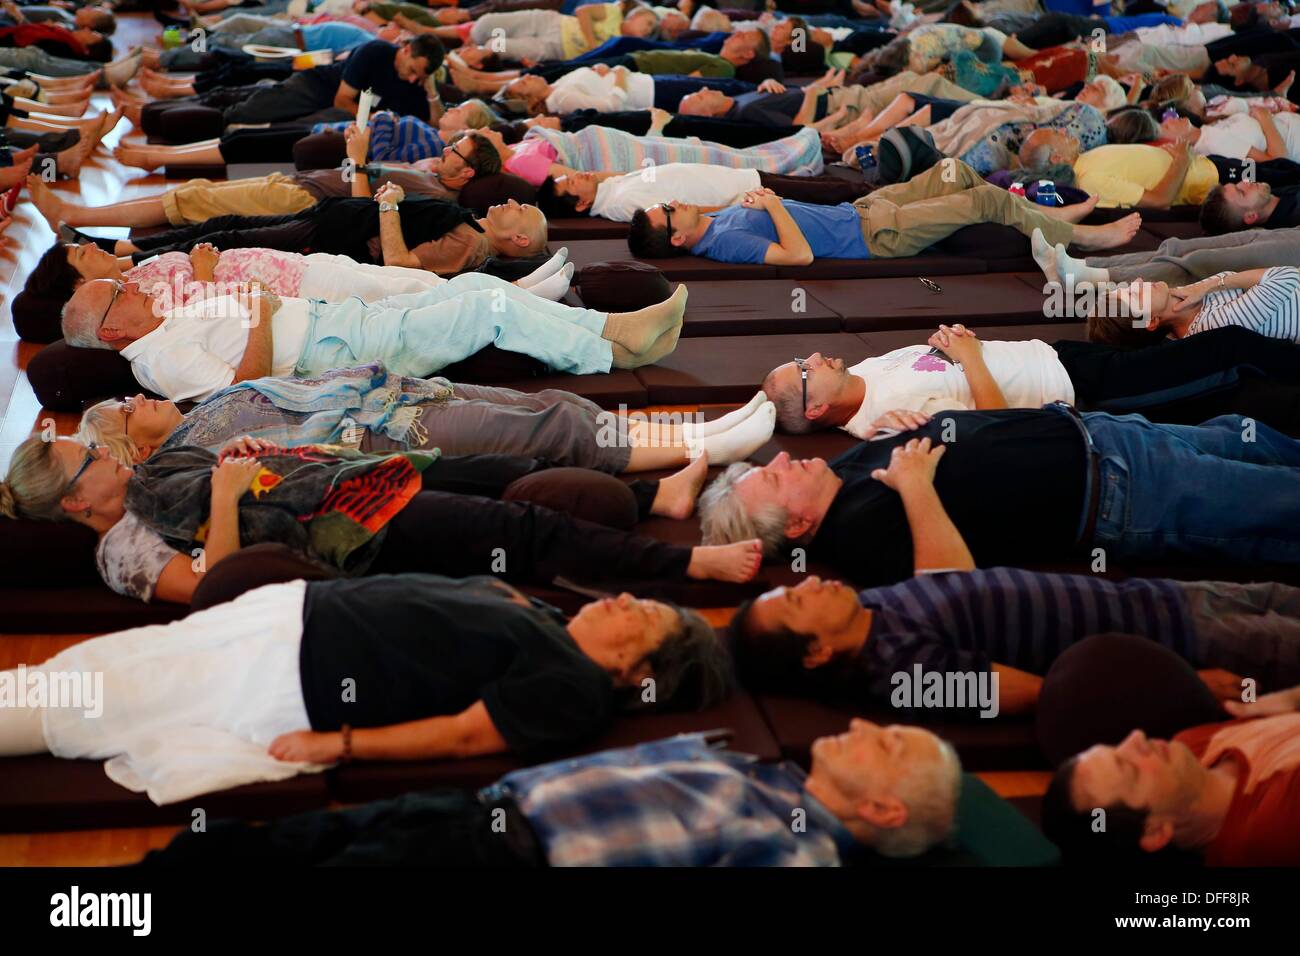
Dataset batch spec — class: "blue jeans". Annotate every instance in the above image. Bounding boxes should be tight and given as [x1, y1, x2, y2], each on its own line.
[1083, 412, 1300, 566]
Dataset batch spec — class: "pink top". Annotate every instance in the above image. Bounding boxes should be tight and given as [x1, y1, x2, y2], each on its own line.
[129, 250, 310, 311]
[298, 13, 378, 31]
[506, 138, 559, 186]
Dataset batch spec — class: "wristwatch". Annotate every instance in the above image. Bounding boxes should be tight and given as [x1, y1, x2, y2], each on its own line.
[379, 201, 400, 213]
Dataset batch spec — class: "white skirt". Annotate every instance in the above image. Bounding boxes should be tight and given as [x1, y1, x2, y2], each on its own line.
[42, 580, 325, 805]
[301, 253, 446, 304]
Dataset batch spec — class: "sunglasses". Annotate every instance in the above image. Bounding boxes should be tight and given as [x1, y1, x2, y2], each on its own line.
[793, 356, 810, 411]
[119, 396, 135, 436]
[654, 202, 675, 239]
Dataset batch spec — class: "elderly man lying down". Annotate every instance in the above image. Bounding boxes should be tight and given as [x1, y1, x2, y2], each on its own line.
[0, 575, 730, 804]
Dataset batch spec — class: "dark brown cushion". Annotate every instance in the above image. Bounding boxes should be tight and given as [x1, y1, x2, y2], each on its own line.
[547, 216, 629, 240]
[1, 585, 183, 633]
[440, 344, 548, 382]
[11, 291, 63, 344]
[26, 340, 145, 411]
[190, 543, 338, 613]
[576, 260, 671, 312]
[458, 173, 537, 216]
[502, 467, 640, 530]
[679, 279, 843, 337]
[935, 223, 1033, 260]
[1036, 633, 1224, 767]
[806, 273, 1048, 332]
[0, 517, 102, 588]
[291, 130, 345, 171]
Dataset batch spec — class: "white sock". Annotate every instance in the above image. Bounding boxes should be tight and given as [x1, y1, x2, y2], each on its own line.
[1030, 228, 1056, 283]
[682, 390, 767, 440]
[526, 262, 573, 302]
[1054, 243, 1109, 285]
[686, 402, 776, 464]
[515, 247, 569, 289]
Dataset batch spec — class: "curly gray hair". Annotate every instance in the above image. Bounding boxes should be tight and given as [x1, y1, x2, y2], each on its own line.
[698, 462, 790, 556]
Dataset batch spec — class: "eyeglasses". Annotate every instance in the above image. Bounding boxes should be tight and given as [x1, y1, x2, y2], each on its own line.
[793, 356, 810, 411]
[96, 279, 125, 336]
[63, 441, 99, 497]
[119, 397, 135, 437]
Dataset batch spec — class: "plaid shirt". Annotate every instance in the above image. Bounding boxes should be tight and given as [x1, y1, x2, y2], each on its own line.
[482, 734, 857, 867]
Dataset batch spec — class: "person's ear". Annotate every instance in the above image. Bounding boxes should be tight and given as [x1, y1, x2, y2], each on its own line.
[1145, 314, 1161, 331]
[1139, 817, 1176, 853]
[857, 796, 909, 831]
[785, 512, 813, 540]
[670, 231, 686, 248]
[511, 232, 532, 249]
[802, 639, 836, 669]
[738, 49, 755, 64]
[59, 494, 86, 518]
[134, 444, 154, 462]
[805, 401, 830, 422]
[1244, 210, 1260, 225]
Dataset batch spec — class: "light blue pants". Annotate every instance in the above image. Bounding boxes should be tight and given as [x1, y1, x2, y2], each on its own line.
[295, 273, 615, 378]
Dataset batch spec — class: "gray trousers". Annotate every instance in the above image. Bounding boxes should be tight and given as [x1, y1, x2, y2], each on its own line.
[469, 10, 567, 63]
[1181, 580, 1300, 691]
[361, 383, 632, 472]
[1089, 227, 1300, 284]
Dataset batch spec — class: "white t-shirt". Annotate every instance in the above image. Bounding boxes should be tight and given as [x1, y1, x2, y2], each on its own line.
[121, 294, 311, 403]
[841, 340, 1076, 439]
[589, 164, 763, 221]
[1133, 22, 1233, 46]
[1195, 113, 1266, 160]
[544, 67, 655, 115]
[96, 510, 183, 602]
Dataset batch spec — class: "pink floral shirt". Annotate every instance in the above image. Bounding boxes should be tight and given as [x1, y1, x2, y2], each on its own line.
[129, 250, 310, 311]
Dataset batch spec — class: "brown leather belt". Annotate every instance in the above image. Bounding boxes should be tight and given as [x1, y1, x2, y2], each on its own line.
[1052, 402, 1102, 549]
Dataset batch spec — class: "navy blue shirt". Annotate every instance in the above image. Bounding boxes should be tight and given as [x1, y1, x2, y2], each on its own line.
[342, 40, 431, 122]
[850, 568, 1196, 710]
[693, 200, 871, 264]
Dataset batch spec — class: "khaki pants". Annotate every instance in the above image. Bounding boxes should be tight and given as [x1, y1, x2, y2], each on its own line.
[162, 173, 318, 225]
[827, 71, 978, 118]
[854, 159, 1073, 258]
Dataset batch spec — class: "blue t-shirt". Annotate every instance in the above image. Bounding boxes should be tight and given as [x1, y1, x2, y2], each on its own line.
[693, 200, 870, 264]
[1102, 13, 1181, 34]
[302, 22, 377, 54]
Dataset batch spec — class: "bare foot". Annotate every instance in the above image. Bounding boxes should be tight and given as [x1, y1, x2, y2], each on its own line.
[94, 108, 125, 147]
[26, 173, 65, 229]
[650, 452, 710, 519]
[9, 144, 38, 164]
[0, 215, 11, 243]
[141, 47, 162, 70]
[113, 144, 162, 172]
[54, 131, 97, 178]
[0, 157, 32, 191]
[686, 539, 764, 582]
[1070, 212, 1142, 251]
[1035, 194, 1099, 223]
[111, 93, 143, 127]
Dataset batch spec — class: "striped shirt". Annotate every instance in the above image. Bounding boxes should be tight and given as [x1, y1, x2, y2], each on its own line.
[852, 568, 1196, 710]
[484, 734, 856, 866]
[313, 112, 444, 163]
[1189, 267, 1300, 344]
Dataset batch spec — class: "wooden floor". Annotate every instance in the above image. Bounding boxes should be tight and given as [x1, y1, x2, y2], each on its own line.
[0, 14, 1050, 866]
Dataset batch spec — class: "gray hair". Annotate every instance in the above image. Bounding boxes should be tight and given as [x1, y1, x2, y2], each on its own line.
[762, 368, 815, 434]
[872, 738, 963, 858]
[61, 293, 112, 350]
[698, 462, 789, 556]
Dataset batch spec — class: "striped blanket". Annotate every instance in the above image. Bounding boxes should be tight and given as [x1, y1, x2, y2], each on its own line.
[526, 125, 825, 177]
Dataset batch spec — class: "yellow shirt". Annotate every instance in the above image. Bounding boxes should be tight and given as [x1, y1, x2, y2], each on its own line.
[560, 2, 623, 59]
[1073, 144, 1218, 208]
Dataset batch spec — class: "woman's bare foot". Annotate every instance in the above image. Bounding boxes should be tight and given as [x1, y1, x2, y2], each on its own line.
[110, 89, 143, 126]
[650, 452, 710, 519]
[93, 108, 124, 147]
[141, 47, 163, 70]
[9, 144, 38, 165]
[26, 173, 66, 229]
[1070, 212, 1142, 251]
[686, 538, 764, 582]
[604, 284, 688, 356]
[139, 68, 188, 99]
[1035, 194, 1099, 223]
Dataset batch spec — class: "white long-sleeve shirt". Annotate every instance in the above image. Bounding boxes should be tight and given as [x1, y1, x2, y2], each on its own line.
[543, 67, 655, 115]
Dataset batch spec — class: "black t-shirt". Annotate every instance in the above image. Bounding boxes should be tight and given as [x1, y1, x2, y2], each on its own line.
[298, 574, 615, 758]
[1267, 185, 1300, 229]
[341, 40, 430, 122]
[723, 89, 821, 128]
[810, 409, 1089, 586]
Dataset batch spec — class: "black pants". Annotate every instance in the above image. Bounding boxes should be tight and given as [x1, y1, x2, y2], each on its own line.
[526, 54, 636, 83]
[129, 211, 321, 261]
[192, 58, 295, 94]
[141, 69, 347, 143]
[217, 123, 316, 163]
[144, 791, 544, 867]
[1056, 326, 1300, 433]
[1014, 12, 1102, 50]
[561, 108, 799, 148]
[1210, 155, 1300, 189]
[1206, 27, 1300, 62]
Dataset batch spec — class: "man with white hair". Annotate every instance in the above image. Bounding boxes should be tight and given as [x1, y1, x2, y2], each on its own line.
[60, 271, 688, 402]
[145, 723, 963, 865]
[696, 406, 1300, 586]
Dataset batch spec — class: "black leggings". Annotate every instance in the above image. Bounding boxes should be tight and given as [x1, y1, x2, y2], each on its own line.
[217, 123, 316, 164]
[128, 212, 320, 260]
[1056, 326, 1300, 432]
[1014, 12, 1103, 51]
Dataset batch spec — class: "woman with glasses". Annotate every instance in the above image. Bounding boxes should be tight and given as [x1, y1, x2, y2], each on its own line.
[0, 431, 765, 605]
